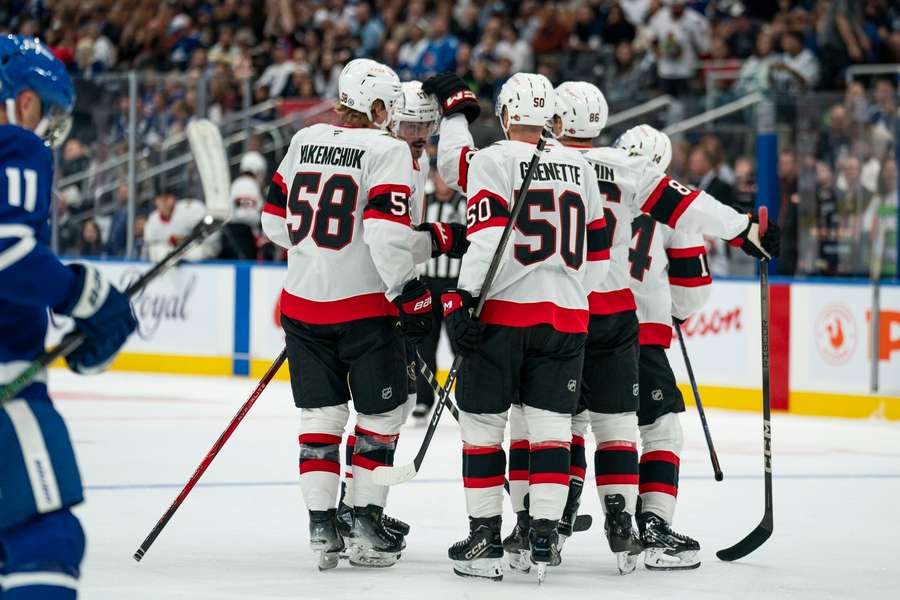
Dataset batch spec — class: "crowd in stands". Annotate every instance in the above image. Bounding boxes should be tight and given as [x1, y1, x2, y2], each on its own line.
[3, 0, 899, 276]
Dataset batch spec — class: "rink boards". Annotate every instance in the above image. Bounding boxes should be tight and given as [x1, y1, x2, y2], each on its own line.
[49, 260, 900, 420]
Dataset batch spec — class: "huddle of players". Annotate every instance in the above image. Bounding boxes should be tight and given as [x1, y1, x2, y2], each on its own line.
[262, 58, 780, 578]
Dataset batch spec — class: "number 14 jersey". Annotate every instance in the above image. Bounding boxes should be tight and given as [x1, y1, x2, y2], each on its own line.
[262, 124, 429, 325]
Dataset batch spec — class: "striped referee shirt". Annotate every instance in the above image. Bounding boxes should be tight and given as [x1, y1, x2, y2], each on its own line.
[424, 190, 467, 280]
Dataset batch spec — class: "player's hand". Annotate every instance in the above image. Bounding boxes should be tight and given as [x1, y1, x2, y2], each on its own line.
[55, 264, 138, 375]
[441, 288, 483, 356]
[729, 213, 781, 260]
[417, 222, 469, 258]
[394, 279, 433, 344]
[422, 72, 481, 124]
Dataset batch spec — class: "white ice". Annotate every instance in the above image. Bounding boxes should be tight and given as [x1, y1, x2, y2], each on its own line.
[49, 370, 900, 599]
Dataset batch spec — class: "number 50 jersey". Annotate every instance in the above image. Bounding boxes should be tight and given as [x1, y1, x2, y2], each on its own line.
[262, 124, 429, 324]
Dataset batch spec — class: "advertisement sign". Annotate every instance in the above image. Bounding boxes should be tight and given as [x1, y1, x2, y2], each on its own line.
[249, 265, 288, 364]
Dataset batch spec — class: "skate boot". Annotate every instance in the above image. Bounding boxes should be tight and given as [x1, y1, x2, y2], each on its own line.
[309, 509, 345, 571]
[528, 519, 562, 584]
[637, 512, 700, 570]
[502, 510, 531, 574]
[338, 501, 408, 549]
[603, 494, 643, 574]
[335, 502, 354, 559]
[382, 513, 410, 538]
[557, 478, 584, 549]
[448, 516, 504, 581]
[347, 504, 403, 568]
[411, 403, 431, 425]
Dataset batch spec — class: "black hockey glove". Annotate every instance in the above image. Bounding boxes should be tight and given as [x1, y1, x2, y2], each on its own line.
[394, 279, 433, 344]
[441, 288, 483, 356]
[422, 72, 481, 124]
[729, 213, 781, 260]
[416, 222, 469, 259]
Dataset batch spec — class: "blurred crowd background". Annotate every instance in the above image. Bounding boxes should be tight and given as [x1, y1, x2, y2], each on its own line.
[3, 0, 899, 278]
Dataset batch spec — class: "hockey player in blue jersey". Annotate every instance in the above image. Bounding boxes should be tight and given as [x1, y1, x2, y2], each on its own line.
[0, 36, 137, 598]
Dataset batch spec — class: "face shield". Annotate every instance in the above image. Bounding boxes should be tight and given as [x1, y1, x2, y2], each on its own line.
[394, 118, 436, 159]
[34, 101, 73, 148]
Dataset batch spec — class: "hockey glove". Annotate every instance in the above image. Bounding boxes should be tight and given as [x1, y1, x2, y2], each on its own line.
[441, 289, 484, 356]
[422, 72, 481, 124]
[394, 279, 433, 344]
[729, 213, 781, 260]
[416, 222, 469, 259]
[55, 264, 138, 375]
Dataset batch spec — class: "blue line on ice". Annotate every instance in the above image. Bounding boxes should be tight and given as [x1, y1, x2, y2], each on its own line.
[85, 473, 900, 491]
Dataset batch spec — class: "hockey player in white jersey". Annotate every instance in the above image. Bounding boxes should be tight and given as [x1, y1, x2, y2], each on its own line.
[220, 151, 266, 259]
[261, 58, 435, 570]
[435, 73, 610, 582]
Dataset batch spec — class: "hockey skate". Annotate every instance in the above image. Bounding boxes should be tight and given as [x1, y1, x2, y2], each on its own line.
[637, 512, 700, 570]
[502, 510, 531, 574]
[337, 502, 408, 552]
[448, 516, 504, 581]
[309, 509, 345, 571]
[529, 519, 562, 585]
[411, 403, 431, 426]
[557, 479, 584, 550]
[603, 494, 643, 574]
[347, 504, 403, 568]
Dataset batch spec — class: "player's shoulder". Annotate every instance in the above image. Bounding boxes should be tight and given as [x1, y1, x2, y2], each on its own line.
[472, 141, 511, 163]
[0, 124, 52, 166]
[583, 146, 642, 168]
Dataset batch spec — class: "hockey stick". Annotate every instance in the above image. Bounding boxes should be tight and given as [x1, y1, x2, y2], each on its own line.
[373, 128, 553, 487]
[415, 349, 593, 533]
[717, 207, 772, 562]
[1, 120, 231, 405]
[134, 348, 287, 561]
[869, 197, 886, 392]
[674, 322, 723, 481]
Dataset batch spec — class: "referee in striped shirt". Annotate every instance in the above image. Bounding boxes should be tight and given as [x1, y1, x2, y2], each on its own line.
[412, 174, 467, 422]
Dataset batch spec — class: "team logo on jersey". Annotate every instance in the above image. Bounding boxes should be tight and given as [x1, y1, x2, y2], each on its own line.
[567, 379, 577, 393]
[815, 303, 857, 366]
[382, 386, 393, 400]
[651, 389, 664, 402]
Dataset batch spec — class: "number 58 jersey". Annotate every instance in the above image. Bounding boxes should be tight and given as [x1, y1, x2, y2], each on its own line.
[262, 124, 428, 325]
[459, 140, 610, 334]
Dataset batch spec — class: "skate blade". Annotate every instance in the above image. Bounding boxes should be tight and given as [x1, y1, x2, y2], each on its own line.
[505, 550, 531, 574]
[452, 558, 504, 581]
[615, 551, 639, 575]
[536, 562, 547, 585]
[348, 545, 401, 568]
[644, 548, 700, 571]
[318, 551, 340, 571]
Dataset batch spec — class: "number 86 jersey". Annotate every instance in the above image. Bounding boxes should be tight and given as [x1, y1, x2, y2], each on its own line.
[261, 124, 430, 325]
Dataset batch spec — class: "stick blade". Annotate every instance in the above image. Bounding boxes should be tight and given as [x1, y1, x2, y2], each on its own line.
[187, 119, 231, 221]
[716, 521, 772, 561]
[372, 462, 418, 486]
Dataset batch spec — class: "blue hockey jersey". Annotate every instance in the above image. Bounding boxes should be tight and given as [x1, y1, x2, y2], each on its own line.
[1, 124, 83, 530]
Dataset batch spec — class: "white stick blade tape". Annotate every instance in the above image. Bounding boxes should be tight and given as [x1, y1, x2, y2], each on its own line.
[372, 463, 417, 486]
[187, 119, 231, 221]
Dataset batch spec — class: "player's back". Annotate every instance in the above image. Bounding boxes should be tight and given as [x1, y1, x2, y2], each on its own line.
[272, 123, 414, 324]
[462, 140, 604, 333]
[0, 124, 56, 387]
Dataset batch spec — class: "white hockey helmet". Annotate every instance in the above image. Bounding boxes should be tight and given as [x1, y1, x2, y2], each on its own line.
[495, 72, 556, 133]
[239, 151, 267, 178]
[554, 81, 609, 139]
[614, 124, 673, 171]
[391, 81, 440, 136]
[338, 58, 402, 128]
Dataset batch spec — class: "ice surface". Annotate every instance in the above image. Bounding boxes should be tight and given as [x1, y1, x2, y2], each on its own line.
[48, 370, 900, 599]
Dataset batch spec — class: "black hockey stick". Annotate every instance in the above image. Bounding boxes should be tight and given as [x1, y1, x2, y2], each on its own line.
[414, 350, 593, 533]
[674, 322, 723, 481]
[134, 349, 287, 561]
[717, 207, 773, 562]
[373, 128, 553, 487]
[1, 120, 231, 405]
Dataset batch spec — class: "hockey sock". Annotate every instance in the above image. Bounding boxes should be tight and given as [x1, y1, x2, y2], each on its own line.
[569, 433, 586, 485]
[591, 411, 640, 515]
[351, 426, 399, 508]
[525, 407, 572, 521]
[638, 413, 683, 523]
[299, 433, 342, 511]
[463, 443, 507, 518]
[343, 432, 356, 504]
[507, 403, 529, 512]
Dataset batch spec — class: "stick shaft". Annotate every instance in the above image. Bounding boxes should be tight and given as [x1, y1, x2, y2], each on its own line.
[134, 349, 287, 561]
[675, 323, 722, 479]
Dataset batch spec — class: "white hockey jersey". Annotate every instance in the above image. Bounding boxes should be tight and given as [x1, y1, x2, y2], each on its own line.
[459, 140, 608, 334]
[261, 123, 424, 324]
[229, 174, 263, 228]
[144, 199, 217, 262]
[629, 215, 712, 348]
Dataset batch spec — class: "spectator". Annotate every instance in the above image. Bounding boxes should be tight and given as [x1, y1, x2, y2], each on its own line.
[769, 31, 820, 93]
[208, 26, 241, 68]
[812, 161, 844, 275]
[78, 219, 105, 257]
[647, 0, 710, 96]
[688, 146, 738, 210]
[816, 104, 856, 167]
[398, 22, 428, 80]
[735, 30, 776, 95]
[415, 17, 459, 78]
[817, 0, 870, 88]
[353, 3, 385, 57]
[255, 39, 296, 97]
[143, 192, 212, 262]
[106, 182, 131, 257]
[601, 3, 637, 47]
[532, 3, 571, 56]
[862, 156, 898, 278]
[496, 26, 533, 73]
[777, 149, 800, 275]
[603, 40, 655, 109]
[835, 156, 873, 274]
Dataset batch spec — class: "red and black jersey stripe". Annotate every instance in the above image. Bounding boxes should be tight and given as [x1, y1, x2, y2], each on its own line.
[264, 171, 288, 218]
[667, 246, 712, 287]
[641, 177, 700, 228]
[463, 444, 506, 488]
[363, 184, 412, 225]
[529, 441, 571, 486]
[594, 441, 639, 486]
[639, 450, 680, 497]
[587, 217, 611, 261]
